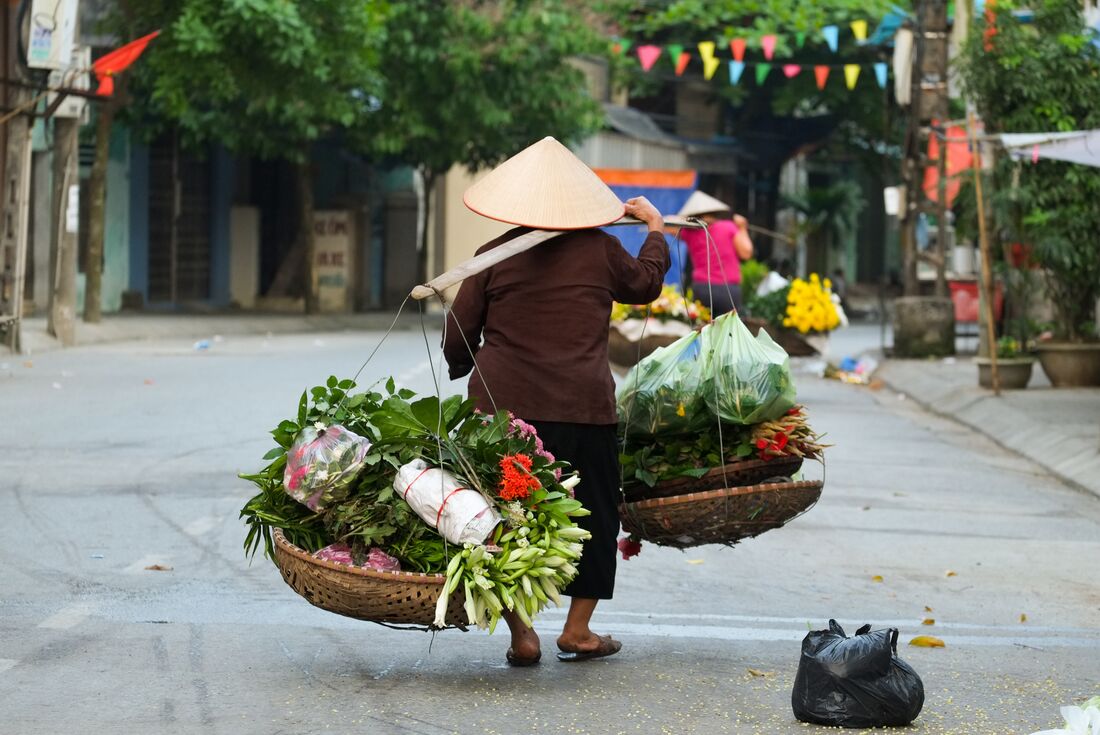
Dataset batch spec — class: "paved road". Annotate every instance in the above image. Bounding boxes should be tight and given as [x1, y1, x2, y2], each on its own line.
[1, 328, 1098, 735]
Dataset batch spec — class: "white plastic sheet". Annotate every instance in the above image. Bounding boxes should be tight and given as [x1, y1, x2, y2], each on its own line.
[393, 459, 500, 545]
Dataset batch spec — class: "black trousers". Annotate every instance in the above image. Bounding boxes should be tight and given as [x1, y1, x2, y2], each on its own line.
[530, 421, 620, 600]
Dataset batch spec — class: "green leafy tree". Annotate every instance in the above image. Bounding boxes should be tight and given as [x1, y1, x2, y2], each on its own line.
[112, 0, 387, 312]
[353, 0, 608, 280]
[959, 0, 1100, 341]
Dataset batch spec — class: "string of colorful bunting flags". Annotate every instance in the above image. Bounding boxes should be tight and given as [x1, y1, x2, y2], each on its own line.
[618, 18, 889, 90]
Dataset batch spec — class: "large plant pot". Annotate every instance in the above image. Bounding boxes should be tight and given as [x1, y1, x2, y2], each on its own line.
[1035, 342, 1100, 387]
[893, 296, 955, 358]
[975, 357, 1034, 389]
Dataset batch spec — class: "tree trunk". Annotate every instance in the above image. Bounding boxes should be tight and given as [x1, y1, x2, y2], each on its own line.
[47, 118, 80, 346]
[84, 97, 118, 323]
[297, 156, 318, 314]
[418, 168, 436, 286]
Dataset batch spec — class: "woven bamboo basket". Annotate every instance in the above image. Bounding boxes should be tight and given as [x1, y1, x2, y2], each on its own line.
[619, 479, 823, 548]
[622, 455, 804, 502]
[742, 316, 819, 357]
[272, 529, 467, 628]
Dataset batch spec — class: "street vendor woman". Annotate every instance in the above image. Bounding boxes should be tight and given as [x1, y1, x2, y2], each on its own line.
[677, 190, 754, 315]
[442, 137, 669, 666]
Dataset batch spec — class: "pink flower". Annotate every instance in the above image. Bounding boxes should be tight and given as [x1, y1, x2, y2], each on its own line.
[366, 547, 401, 572]
[617, 536, 642, 560]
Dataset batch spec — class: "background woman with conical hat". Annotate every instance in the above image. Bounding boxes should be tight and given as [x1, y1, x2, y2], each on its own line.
[677, 191, 755, 315]
[443, 137, 670, 665]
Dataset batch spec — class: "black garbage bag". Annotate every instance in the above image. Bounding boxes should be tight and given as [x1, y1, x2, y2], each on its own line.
[792, 620, 924, 728]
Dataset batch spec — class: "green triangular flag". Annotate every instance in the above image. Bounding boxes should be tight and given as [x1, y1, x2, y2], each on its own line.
[796, 31, 806, 48]
[756, 62, 771, 84]
[667, 43, 683, 66]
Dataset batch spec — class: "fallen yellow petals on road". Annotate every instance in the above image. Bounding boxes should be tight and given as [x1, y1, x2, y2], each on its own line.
[921, 618, 935, 625]
[871, 575, 884, 583]
[909, 635, 945, 648]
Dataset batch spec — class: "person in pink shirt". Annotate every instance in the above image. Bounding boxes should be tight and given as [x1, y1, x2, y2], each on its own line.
[677, 191, 754, 315]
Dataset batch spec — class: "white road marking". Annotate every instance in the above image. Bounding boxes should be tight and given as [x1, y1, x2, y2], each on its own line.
[532, 620, 1100, 648]
[37, 602, 95, 630]
[539, 609, 1100, 635]
[0, 659, 17, 673]
[183, 516, 219, 537]
[125, 554, 171, 573]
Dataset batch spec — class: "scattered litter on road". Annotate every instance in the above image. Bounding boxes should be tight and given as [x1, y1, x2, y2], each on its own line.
[944, 570, 958, 578]
[1019, 613, 1028, 623]
[144, 564, 173, 571]
[686, 559, 705, 565]
[924, 606, 933, 612]
[871, 575, 884, 583]
[193, 340, 211, 351]
[823, 354, 880, 385]
[909, 635, 945, 648]
[921, 618, 935, 626]
[51, 382, 62, 390]
[746, 668, 774, 678]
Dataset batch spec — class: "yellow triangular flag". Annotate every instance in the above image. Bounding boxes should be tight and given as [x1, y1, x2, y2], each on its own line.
[703, 55, 720, 80]
[851, 19, 868, 42]
[698, 41, 716, 62]
[844, 64, 861, 89]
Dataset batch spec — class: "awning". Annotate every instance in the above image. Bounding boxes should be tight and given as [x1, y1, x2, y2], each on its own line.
[1000, 130, 1100, 168]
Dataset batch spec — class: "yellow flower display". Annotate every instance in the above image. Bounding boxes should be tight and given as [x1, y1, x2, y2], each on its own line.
[611, 285, 711, 326]
[781, 273, 840, 334]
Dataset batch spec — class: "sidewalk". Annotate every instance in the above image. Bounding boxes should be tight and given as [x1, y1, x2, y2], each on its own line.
[8, 310, 429, 355]
[877, 356, 1100, 501]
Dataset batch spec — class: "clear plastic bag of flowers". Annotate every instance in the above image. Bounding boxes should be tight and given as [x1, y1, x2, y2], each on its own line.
[283, 423, 371, 511]
[698, 312, 796, 425]
[616, 330, 710, 439]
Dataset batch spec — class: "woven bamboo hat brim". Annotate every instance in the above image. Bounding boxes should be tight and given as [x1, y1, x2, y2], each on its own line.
[678, 190, 732, 218]
[463, 137, 625, 230]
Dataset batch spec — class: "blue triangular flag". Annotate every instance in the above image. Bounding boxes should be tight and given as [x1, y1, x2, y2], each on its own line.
[729, 60, 746, 84]
[822, 25, 839, 53]
[874, 62, 888, 88]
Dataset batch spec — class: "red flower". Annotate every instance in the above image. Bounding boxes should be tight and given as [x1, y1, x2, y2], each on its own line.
[618, 536, 642, 560]
[755, 439, 769, 449]
[787, 407, 801, 416]
[499, 453, 539, 501]
[775, 433, 789, 450]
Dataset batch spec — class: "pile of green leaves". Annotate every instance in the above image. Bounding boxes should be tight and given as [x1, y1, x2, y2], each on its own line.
[240, 377, 476, 571]
[621, 425, 753, 487]
[747, 285, 791, 325]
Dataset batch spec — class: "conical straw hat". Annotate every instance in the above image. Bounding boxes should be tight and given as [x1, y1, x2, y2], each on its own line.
[678, 190, 731, 218]
[463, 137, 625, 230]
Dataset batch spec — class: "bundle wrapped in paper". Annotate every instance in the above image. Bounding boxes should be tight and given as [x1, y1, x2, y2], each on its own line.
[393, 459, 500, 545]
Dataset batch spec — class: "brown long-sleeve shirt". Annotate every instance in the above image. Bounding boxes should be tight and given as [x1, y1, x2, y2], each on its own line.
[443, 227, 669, 425]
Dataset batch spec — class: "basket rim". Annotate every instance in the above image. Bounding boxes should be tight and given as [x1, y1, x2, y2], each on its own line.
[272, 528, 446, 586]
[618, 479, 822, 511]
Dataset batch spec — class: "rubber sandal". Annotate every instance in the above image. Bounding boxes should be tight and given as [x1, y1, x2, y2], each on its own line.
[506, 648, 541, 667]
[555, 634, 622, 662]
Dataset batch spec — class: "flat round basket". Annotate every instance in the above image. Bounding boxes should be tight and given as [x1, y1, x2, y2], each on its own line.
[608, 328, 681, 368]
[272, 529, 466, 628]
[742, 316, 819, 357]
[622, 455, 804, 502]
[619, 479, 823, 549]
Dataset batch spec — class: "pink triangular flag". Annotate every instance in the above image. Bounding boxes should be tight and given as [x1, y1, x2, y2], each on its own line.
[636, 45, 662, 72]
[675, 51, 691, 77]
[760, 35, 777, 60]
[729, 38, 746, 62]
[814, 65, 830, 90]
[783, 64, 802, 78]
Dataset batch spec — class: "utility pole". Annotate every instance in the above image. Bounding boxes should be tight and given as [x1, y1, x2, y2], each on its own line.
[46, 115, 79, 345]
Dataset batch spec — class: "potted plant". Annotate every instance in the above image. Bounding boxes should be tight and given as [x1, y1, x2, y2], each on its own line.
[745, 272, 844, 356]
[959, 3, 1100, 386]
[608, 285, 710, 367]
[976, 336, 1034, 390]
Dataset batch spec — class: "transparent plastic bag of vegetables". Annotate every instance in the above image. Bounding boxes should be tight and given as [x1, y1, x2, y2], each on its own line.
[698, 312, 796, 425]
[616, 330, 710, 438]
[283, 423, 371, 511]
